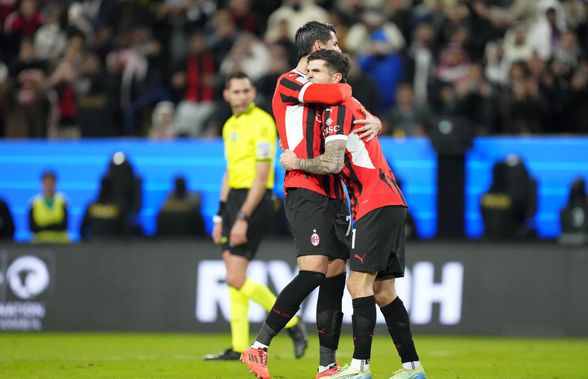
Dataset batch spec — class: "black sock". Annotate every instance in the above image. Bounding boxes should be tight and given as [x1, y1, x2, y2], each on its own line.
[316, 273, 345, 366]
[380, 297, 419, 363]
[257, 270, 325, 345]
[351, 296, 376, 360]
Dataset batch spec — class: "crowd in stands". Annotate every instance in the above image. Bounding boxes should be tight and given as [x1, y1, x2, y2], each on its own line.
[1, 0, 587, 140]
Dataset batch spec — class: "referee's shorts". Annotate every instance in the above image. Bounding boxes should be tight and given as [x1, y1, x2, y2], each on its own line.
[221, 189, 274, 260]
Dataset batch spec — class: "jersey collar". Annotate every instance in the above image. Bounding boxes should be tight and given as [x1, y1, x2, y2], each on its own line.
[235, 102, 256, 118]
[291, 68, 307, 78]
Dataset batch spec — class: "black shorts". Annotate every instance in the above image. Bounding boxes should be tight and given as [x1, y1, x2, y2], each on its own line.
[350, 206, 407, 280]
[221, 189, 274, 260]
[285, 188, 350, 260]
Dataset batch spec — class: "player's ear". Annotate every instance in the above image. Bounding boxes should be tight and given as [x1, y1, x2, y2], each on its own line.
[223, 88, 229, 102]
[312, 40, 322, 52]
[332, 72, 343, 83]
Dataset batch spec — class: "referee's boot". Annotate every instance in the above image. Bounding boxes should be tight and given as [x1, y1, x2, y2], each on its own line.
[286, 320, 308, 359]
[203, 348, 241, 361]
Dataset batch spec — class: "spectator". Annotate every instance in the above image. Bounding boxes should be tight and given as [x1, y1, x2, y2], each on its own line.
[254, 43, 290, 110]
[347, 54, 380, 117]
[106, 151, 142, 217]
[0, 60, 6, 136]
[466, 0, 516, 61]
[265, 0, 328, 43]
[0, 39, 51, 139]
[28, 170, 70, 244]
[227, 0, 260, 36]
[566, 58, 588, 134]
[67, 2, 94, 45]
[326, 10, 350, 53]
[263, 17, 297, 67]
[553, 30, 581, 73]
[118, 25, 166, 136]
[480, 156, 537, 240]
[49, 29, 102, 138]
[453, 63, 495, 134]
[155, 176, 205, 238]
[0, 2, 17, 58]
[385, 82, 430, 136]
[171, 32, 216, 137]
[386, 0, 413, 45]
[333, 0, 375, 26]
[435, 43, 470, 85]
[149, 100, 176, 140]
[503, 24, 534, 66]
[209, 9, 240, 71]
[0, 196, 15, 241]
[528, 0, 566, 60]
[558, 177, 588, 245]
[220, 32, 271, 82]
[80, 176, 128, 240]
[345, 8, 405, 56]
[33, 3, 66, 63]
[3, 0, 43, 58]
[500, 64, 547, 134]
[346, 9, 406, 114]
[404, 22, 436, 106]
[484, 41, 509, 86]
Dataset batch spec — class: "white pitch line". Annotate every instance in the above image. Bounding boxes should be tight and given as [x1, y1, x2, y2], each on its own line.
[0, 354, 197, 362]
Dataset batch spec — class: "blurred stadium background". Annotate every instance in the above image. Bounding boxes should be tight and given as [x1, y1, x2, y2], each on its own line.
[1, 0, 588, 377]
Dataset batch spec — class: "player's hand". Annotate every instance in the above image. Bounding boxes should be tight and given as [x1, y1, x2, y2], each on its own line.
[230, 219, 248, 246]
[354, 105, 381, 142]
[212, 221, 223, 244]
[280, 149, 298, 171]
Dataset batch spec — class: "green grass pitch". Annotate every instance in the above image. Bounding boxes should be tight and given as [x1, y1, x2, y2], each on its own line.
[1, 333, 587, 378]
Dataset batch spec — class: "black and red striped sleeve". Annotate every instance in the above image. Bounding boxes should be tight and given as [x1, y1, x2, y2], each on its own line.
[277, 74, 306, 104]
[324, 104, 352, 143]
[276, 73, 352, 105]
[299, 82, 352, 105]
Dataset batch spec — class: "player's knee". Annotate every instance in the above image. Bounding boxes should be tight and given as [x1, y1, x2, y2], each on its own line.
[297, 270, 326, 286]
[326, 259, 346, 277]
[225, 273, 246, 289]
[346, 275, 372, 299]
[298, 255, 329, 274]
[374, 287, 397, 307]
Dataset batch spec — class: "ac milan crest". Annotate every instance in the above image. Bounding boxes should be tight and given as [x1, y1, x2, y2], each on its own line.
[310, 229, 320, 246]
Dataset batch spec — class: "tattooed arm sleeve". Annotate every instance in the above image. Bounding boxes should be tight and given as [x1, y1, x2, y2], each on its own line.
[296, 139, 347, 175]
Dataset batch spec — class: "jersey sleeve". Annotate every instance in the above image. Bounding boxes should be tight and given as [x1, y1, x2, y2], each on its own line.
[255, 115, 277, 162]
[324, 104, 353, 144]
[277, 73, 352, 105]
[221, 120, 229, 161]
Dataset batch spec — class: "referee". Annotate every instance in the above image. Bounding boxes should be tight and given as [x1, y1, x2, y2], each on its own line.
[204, 71, 307, 361]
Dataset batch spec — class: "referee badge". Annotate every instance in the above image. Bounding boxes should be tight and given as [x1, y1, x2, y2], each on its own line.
[231, 132, 237, 141]
[311, 229, 320, 246]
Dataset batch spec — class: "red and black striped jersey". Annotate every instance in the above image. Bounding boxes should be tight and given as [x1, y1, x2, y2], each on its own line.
[273, 69, 352, 198]
[323, 97, 407, 221]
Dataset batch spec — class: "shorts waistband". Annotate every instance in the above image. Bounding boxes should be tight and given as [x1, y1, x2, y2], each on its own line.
[230, 188, 273, 196]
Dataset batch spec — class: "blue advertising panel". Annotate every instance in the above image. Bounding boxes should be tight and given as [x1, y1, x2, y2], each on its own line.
[0, 138, 436, 241]
[465, 137, 588, 238]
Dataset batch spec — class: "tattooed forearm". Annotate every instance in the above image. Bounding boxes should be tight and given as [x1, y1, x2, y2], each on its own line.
[296, 140, 346, 175]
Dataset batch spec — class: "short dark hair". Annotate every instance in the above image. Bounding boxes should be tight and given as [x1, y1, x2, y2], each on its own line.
[307, 49, 351, 83]
[294, 21, 336, 61]
[41, 170, 56, 181]
[224, 71, 252, 89]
